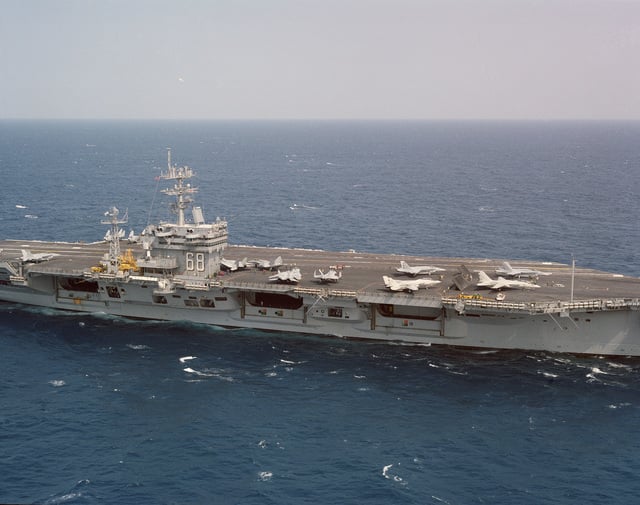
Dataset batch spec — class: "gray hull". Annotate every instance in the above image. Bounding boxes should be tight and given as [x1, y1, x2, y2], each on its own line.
[2, 268, 639, 356]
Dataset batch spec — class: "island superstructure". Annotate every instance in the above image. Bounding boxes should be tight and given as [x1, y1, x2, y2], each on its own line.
[1, 151, 639, 356]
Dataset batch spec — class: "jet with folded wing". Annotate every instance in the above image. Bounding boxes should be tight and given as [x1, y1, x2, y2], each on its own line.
[313, 268, 342, 283]
[251, 256, 283, 270]
[127, 230, 140, 243]
[220, 257, 249, 272]
[396, 261, 445, 277]
[269, 267, 302, 283]
[382, 275, 441, 292]
[495, 261, 551, 278]
[20, 249, 59, 263]
[477, 270, 540, 290]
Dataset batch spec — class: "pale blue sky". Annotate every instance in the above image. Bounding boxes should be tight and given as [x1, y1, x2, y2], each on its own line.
[1, 0, 639, 119]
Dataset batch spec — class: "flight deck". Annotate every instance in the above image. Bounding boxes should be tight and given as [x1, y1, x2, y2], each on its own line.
[2, 238, 639, 307]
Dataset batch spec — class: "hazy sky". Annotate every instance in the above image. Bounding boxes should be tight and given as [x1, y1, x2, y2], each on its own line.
[2, 0, 639, 120]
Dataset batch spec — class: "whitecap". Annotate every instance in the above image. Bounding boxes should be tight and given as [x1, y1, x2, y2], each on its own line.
[184, 367, 235, 382]
[49, 380, 66, 387]
[179, 355, 197, 363]
[258, 471, 273, 481]
[381, 463, 405, 483]
[608, 402, 631, 409]
[24, 214, 38, 219]
[607, 362, 631, 370]
[45, 491, 82, 503]
[127, 344, 150, 350]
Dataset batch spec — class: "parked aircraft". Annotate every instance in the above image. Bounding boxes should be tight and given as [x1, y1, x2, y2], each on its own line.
[20, 249, 59, 263]
[382, 275, 441, 292]
[396, 261, 445, 277]
[127, 230, 140, 243]
[495, 262, 552, 278]
[251, 256, 283, 270]
[477, 270, 540, 290]
[220, 257, 249, 272]
[104, 229, 125, 242]
[269, 267, 302, 283]
[313, 268, 342, 283]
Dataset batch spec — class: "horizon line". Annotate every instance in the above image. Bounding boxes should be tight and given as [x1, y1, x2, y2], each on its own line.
[2, 117, 640, 122]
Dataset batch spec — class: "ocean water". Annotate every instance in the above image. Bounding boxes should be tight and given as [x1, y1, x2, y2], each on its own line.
[1, 120, 640, 504]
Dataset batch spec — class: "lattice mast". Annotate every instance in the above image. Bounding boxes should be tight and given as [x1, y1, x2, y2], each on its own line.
[160, 148, 197, 226]
[101, 206, 127, 274]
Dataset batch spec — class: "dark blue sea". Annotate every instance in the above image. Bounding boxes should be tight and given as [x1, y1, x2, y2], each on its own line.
[1, 120, 640, 504]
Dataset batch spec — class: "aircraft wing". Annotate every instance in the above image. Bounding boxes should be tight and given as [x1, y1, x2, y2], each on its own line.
[220, 258, 238, 271]
[269, 268, 301, 283]
[314, 269, 342, 282]
[491, 277, 512, 290]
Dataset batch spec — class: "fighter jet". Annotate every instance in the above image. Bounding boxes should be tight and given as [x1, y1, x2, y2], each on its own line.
[251, 256, 283, 270]
[382, 275, 441, 292]
[495, 262, 552, 278]
[20, 249, 59, 263]
[477, 270, 540, 290]
[104, 229, 125, 241]
[269, 267, 302, 283]
[127, 230, 140, 243]
[313, 268, 342, 283]
[220, 257, 249, 272]
[396, 261, 445, 277]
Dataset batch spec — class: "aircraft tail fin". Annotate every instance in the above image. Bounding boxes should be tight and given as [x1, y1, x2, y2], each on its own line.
[477, 270, 493, 285]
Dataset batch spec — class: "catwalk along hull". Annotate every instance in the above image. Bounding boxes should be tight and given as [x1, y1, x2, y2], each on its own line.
[2, 152, 639, 356]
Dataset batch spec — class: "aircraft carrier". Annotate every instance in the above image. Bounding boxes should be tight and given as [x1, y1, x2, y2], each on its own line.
[1, 152, 640, 356]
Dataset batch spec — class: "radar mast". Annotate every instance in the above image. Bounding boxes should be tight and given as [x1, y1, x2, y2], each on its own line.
[159, 148, 197, 226]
